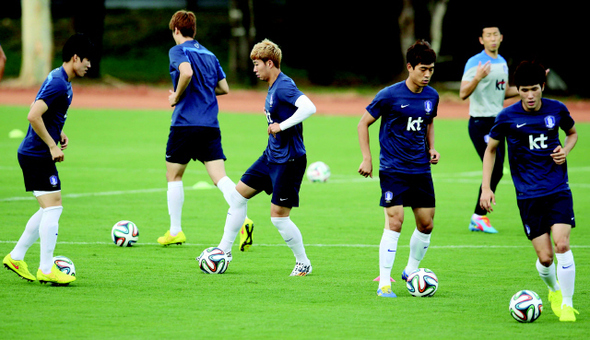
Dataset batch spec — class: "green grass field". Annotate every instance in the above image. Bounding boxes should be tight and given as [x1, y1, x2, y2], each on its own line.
[1, 105, 588, 339]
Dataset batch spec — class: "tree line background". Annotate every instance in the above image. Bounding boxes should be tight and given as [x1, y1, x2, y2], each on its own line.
[0, 0, 586, 97]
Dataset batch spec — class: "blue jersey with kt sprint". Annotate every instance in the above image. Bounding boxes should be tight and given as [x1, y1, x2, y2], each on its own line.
[489, 98, 575, 199]
[18, 66, 72, 158]
[169, 40, 226, 128]
[263, 72, 306, 164]
[367, 81, 439, 174]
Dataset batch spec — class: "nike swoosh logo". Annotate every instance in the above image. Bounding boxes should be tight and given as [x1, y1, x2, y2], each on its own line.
[516, 123, 526, 128]
[387, 249, 396, 252]
[279, 198, 288, 201]
[10, 261, 19, 269]
[401, 104, 410, 108]
[563, 264, 574, 269]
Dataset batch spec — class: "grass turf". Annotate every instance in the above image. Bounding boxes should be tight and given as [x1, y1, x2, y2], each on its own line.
[0, 105, 589, 339]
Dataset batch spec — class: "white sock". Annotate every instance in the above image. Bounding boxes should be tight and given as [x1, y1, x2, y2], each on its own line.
[556, 250, 575, 308]
[167, 181, 184, 235]
[217, 189, 248, 253]
[11, 208, 43, 261]
[536, 258, 560, 292]
[379, 229, 400, 288]
[39, 206, 63, 274]
[271, 216, 309, 265]
[405, 228, 431, 273]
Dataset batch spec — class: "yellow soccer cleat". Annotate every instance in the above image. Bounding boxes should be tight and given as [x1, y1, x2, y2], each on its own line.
[239, 218, 254, 252]
[559, 305, 580, 322]
[548, 289, 563, 317]
[157, 230, 186, 246]
[37, 265, 76, 286]
[3, 254, 36, 282]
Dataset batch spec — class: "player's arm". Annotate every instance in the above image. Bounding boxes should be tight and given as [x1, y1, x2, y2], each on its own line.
[267, 95, 316, 137]
[459, 61, 491, 100]
[27, 99, 64, 162]
[551, 125, 578, 165]
[215, 78, 229, 96]
[357, 111, 377, 178]
[168, 62, 193, 107]
[480, 137, 500, 212]
[426, 120, 440, 164]
[0, 44, 6, 82]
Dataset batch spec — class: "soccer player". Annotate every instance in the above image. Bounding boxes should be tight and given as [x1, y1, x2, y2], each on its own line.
[2, 33, 93, 285]
[215, 39, 316, 276]
[158, 10, 252, 247]
[480, 61, 579, 322]
[460, 25, 519, 234]
[358, 40, 440, 298]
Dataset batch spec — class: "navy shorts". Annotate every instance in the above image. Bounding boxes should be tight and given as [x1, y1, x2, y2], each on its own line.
[18, 153, 61, 192]
[241, 154, 306, 208]
[379, 171, 435, 208]
[517, 190, 576, 240]
[166, 126, 226, 164]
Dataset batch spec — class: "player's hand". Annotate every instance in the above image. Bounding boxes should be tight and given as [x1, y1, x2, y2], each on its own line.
[358, 160, 373, 178]
[267, 123, 281, 138]
[50, 145, 65, 162]
[60, 132, 68, 150]
[479, 188, 495, 213]
[475, 61, 491, 81]
[429, 149, 440, 164]
[551, 145, 567, 165]
[168, 90, 179, 107]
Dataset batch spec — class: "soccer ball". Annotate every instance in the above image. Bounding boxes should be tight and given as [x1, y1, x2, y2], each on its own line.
[111, 220, 139, 247]
[196, 247, 229, 274]
[509, 290, 543, 323]
[53, 255, 76, 276]
[306, 161, 331, 182]
[406, 268, 438, 297]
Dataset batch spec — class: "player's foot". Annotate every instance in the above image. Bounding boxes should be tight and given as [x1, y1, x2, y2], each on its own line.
[290, 262, 312, 276]
[157, 230, 186, 246]
[401, 269, 410, 282]
[3, 254, 36, 282]
[36, 265, 76, 286]
[226, 251, 232, 262]
[559, 305, 579, 322]
[377, 285, 397, 298]
[469, 214, 498, 233]
[548, 289, 563, 317]
[239, 218, 254, 252]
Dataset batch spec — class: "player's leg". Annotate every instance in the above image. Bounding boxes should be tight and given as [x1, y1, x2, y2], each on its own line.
[378, 205, 403, 297]
[552, 223, 578, 321]
[3, 207, 42, 282]
[531, 232, 563, 317]
[217, 180, 257, 256]
[403, 207, 434, 278]
[157, 161, 188, 245]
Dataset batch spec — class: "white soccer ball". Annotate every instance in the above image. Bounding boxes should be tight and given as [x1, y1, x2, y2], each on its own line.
[53, 255, 76, 276]
[111, 220, 139, 247]
[406, 268, 438, 297]
[306, 161, 331, 182]
[509, 290, 543, 323]
[196, 247, 229, 274]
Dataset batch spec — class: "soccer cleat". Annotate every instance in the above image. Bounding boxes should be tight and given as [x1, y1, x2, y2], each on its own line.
[290, 262, 312, 276]
[3, 254, 36, 282]
[36, 265, 76, 286]
[239, 218, 254, 252]
[377, 285, 397, 298]
[401, 269, 410, 282]
[559, 306, 579, 322]
[548, 289, 563, 317]
[469, 214, 498, 233]
[157, 230, 186, 246]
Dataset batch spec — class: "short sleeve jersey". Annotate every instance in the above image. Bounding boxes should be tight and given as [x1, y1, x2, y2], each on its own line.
[462, 50, 509, 117]
[366, 81, 439, 174]
[489, 99, 575, 199]
[263, 72, 306, 164]
[169, 40, 226, 128]
[18, 66, 72, 158]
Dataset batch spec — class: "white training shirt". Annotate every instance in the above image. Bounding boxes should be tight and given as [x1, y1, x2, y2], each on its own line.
[462, 50, 509, 118]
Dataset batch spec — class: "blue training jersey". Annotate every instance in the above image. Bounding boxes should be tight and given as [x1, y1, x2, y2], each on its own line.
[18, 66, 72, 158]
[169, 40, 226, 128]
[263, 72, 306, 163]
[489, 98, 575, 199]
[367, 81, 439, 174]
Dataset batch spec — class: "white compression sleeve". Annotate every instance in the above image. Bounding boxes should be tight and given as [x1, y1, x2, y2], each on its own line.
[278, 95, 316, 131]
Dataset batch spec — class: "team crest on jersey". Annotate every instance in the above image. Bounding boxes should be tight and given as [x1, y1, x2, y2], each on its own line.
[49, 175, 58, 186]
[384, 191, 393, 203]
[544, 115, 556, 129]
[424, 100, 433, 115]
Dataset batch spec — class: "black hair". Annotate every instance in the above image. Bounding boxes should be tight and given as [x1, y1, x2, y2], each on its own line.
[514, 60, 546, 88]
[406, 40, 436, 68]
[62, 33, 94, 62]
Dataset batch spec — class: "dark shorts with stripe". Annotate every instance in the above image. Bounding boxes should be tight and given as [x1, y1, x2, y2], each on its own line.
[166, 126, 226, 164]
[241, 154, 306, 208]
[18, 153, 61, 191]
[517, 190, 576, 240]
[379, 171, 435, 208]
